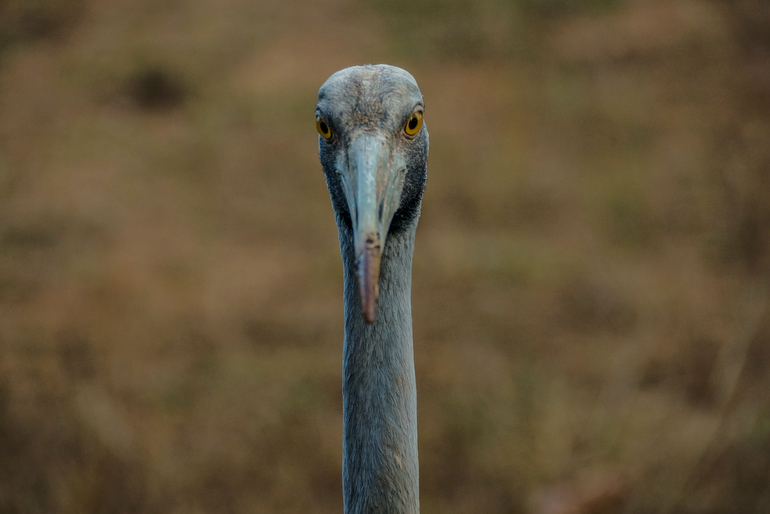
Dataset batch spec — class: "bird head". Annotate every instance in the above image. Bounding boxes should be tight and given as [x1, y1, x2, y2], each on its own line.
[316, 64, 429, 324]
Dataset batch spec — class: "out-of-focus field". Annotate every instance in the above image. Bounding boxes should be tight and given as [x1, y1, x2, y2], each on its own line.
[1, 0, 769, 512]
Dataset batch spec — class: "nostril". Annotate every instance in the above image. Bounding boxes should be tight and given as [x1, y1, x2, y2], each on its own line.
[364, 235, 380, 251]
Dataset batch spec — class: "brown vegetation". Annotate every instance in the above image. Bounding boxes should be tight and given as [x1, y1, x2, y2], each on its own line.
[0, 0, 768, 512]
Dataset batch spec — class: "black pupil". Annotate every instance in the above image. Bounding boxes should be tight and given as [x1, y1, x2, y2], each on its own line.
[408, 117, 418, 130]
[320, 121, 329, 134]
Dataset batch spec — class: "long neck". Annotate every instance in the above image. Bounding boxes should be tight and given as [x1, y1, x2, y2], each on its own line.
[337, 216, 419, 514]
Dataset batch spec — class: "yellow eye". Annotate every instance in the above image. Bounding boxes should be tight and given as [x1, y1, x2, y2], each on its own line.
[316, 116, 332, 140]
[404, 111, 423, 136]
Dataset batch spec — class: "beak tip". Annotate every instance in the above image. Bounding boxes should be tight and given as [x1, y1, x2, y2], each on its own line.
[357, 235, 382, 326]
[360, 284, 378, 324]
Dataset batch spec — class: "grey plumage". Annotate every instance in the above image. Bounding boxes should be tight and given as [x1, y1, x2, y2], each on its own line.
[316, 65, 428, 514]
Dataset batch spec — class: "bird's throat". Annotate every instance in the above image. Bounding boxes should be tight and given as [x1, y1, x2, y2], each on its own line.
[338, 220, 420, 514]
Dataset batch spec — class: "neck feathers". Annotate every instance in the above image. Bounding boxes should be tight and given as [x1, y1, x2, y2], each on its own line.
[337, 217, 420, 514]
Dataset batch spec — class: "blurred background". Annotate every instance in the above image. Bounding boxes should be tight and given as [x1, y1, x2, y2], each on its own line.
[1, 0, 769, 512]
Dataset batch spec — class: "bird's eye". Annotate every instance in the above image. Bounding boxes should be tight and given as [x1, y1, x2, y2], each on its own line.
[404, 111, 423, 136]
[316, 116, 332, 140]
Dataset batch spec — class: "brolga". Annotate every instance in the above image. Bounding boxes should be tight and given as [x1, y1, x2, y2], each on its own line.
[316, 64, 428, 514]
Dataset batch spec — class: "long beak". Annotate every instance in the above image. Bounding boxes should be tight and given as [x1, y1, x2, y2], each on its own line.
[357, 233, 381, 324]
[344, 134, 405, 324]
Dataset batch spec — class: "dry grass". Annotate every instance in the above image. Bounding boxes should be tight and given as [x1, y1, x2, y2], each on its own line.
[0, 0, 769, 512]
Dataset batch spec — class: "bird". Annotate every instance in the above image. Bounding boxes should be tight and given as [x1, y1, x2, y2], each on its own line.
[316, 64, 428, 514]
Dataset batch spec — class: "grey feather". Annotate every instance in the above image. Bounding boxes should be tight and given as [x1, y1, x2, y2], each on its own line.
[316, 64, 428, 514]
